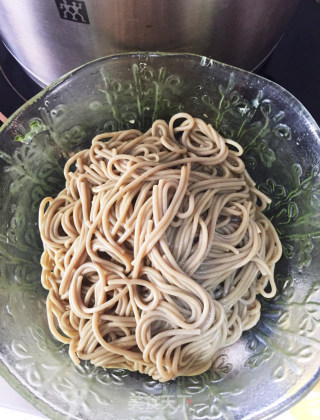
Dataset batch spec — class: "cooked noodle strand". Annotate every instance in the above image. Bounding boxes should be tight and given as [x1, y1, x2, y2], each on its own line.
[39, 114, 282, 382]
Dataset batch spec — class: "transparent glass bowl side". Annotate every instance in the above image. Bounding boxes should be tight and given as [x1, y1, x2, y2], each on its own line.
[1, 53, 320, 420]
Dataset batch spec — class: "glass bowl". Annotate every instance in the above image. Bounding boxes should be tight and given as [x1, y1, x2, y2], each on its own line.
[1, 53, 320, 420]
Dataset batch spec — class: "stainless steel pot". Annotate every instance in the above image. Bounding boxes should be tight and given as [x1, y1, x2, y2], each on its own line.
[0, 0, 300, 86]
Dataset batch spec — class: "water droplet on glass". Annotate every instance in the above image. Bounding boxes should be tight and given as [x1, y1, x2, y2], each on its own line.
[5, 305, 12, 316]
[89, 101, 102, 111]
[237, 105, 249, 115]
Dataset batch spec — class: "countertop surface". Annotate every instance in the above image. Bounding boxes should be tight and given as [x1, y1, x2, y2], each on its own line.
[1, 0, 320, 418]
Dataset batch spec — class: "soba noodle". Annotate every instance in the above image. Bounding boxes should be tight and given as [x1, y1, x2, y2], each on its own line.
[39, 113, 282, 382]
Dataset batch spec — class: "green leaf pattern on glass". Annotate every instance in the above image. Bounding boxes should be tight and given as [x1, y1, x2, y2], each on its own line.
[201, 75, 291, 169]
[245, 275, 320, 381]
[1, 63, 320, 419]
[99, 64, 185, 132]
[259, 164, 320, 268]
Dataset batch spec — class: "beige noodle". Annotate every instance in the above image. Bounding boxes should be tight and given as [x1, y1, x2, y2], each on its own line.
[39, 113, 282, 381]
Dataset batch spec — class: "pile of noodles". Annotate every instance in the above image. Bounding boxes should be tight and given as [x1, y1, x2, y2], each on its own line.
[39, 113, 282, 382]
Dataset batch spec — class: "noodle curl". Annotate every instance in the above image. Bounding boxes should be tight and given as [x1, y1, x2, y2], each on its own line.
[39, 113, 282, 381]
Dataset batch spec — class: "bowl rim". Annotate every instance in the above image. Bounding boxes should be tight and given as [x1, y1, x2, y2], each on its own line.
[1, 51, 320, 420]
[1, 51, 319, 136]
